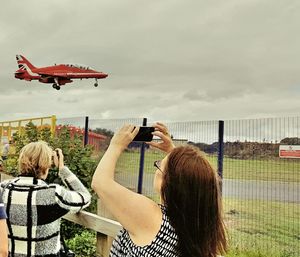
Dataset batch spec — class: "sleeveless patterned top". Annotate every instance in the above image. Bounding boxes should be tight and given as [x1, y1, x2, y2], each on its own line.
[110, 205, 179, 257]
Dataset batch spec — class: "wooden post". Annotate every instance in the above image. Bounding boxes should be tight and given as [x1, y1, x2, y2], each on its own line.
[96, 233, 110, 257]
[97, 199, 116, 257]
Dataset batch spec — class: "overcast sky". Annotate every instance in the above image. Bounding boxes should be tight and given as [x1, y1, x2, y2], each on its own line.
[0, 0, 300, 124]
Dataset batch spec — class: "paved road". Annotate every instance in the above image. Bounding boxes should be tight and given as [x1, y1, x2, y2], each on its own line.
[222, 179, 299, 202]
[116, 174, 300, 203]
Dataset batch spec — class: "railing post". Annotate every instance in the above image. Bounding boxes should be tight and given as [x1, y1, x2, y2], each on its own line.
[96, 199, 114, 257]
[137, 118, 147, 194]
[84, 116, 89, 146]
[218, 120, 224, 192]
[96, 233, 110, 257]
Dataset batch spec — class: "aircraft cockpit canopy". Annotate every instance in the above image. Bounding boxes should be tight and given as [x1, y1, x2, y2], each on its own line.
[65, 64, 93, 70]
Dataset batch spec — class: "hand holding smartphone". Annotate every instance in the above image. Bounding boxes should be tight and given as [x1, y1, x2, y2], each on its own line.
[52, 149, 64, 170]
[133, 126, 154, 142]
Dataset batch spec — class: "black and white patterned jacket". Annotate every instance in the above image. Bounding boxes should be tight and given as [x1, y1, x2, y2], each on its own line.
[0, 166, 91, 257]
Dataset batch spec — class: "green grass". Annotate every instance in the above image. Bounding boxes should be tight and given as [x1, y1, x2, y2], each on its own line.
[223, 198, 299, 257]
[116, 150, 164, 174]
[221, 157, 300, 183]
[100, 150, 300, 183]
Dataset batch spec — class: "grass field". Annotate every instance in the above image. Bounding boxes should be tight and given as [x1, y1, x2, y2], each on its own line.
[222, 157, 300, 183]
[109, 150, 300, 183]
[224, 198, 299, 257]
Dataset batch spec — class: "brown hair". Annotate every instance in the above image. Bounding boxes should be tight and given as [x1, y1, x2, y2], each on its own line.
[161, 145, 227, 257]
[18, 141, 53, 179]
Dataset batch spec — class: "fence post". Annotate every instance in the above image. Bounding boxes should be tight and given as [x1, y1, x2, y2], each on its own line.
[84, 116, 89, 146]
[96, 233, 110, 257]
[218, 120, 224, 189]
[137, 118, 147, 194]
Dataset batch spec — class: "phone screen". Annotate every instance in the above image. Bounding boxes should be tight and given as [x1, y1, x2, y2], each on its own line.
[133, 127, 155, 142]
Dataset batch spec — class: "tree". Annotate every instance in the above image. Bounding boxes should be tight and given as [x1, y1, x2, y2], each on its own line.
[92, 127, 114, 150]
[280, 137, 300, 145]
[92, 128, 114, 138]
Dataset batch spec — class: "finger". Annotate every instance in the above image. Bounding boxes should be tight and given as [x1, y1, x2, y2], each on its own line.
[146, 141, 160, 148]
[152, 131, 170, 141]
[122, 124, 133, 135]
[55, 148, 62, 155]
[117, 124, 129, 134]
[156, 122, 168, 131]
[120, 124, 130, 132]
[154, 123, 169, 135]
[123, 124, 135, 134]
[52, 151, 59, 165]
[52, 151, 57, 160]
[127, 124, 136, 133]
[132, 126, 139, 137]
[153, 123, 163, 131]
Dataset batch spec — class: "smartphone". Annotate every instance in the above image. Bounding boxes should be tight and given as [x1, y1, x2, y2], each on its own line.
[133, 126, 155, 142]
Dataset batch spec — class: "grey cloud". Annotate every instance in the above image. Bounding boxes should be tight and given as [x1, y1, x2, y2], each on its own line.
[0, 0, 300, 122]
[57, 97, 80, 104]
[183, 90, 207, 101]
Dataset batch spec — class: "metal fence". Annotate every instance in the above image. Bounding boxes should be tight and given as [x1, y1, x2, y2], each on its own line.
[57, 116, 299, 257]
[222, 117, 299, 257]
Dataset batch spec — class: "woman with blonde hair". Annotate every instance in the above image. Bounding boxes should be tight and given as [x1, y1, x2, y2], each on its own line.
[92, 122, 227, 257]
[0, 141, 91, 257]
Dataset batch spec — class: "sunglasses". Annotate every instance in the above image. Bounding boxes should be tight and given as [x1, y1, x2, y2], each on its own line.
[154, 160, 163, 173]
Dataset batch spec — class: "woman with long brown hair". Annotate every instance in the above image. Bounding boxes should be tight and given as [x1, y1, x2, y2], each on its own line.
[92, 122, 227, 257]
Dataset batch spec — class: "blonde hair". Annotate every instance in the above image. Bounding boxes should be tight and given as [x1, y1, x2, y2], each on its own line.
[18, 141, 53, 178]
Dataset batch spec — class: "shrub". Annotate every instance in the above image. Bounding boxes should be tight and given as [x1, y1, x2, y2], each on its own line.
[66, 230, 96, 257]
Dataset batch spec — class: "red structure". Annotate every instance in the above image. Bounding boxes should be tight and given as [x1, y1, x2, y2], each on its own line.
[56, 125, 107, 151]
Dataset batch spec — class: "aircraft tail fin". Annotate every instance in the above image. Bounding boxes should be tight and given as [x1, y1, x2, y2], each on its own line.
[16, 55, 36, 71]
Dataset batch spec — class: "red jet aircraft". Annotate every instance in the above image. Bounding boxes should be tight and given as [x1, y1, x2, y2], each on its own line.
[14, 55, 108, 90]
